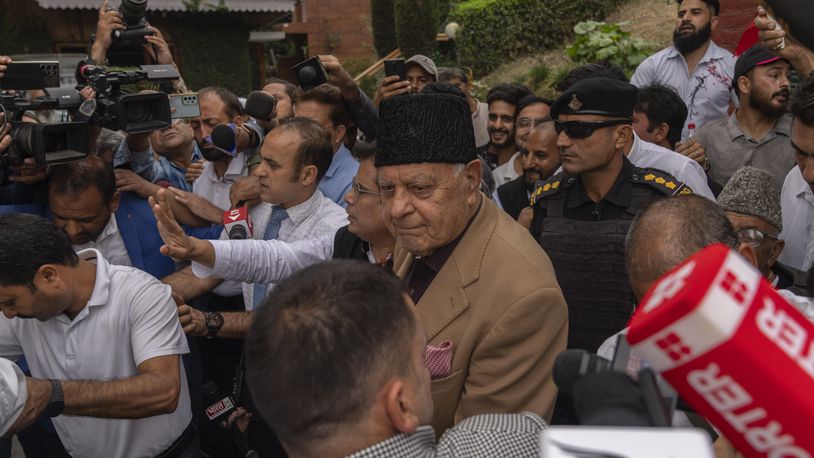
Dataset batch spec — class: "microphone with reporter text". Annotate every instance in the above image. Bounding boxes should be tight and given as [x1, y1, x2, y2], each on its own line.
[627, 244, 814, 458]
[202, 381, 259, 458]
[223, 201, 252, 240]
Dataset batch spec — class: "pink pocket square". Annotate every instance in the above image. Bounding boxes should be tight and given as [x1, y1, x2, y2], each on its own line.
[424, 340, 454, 379]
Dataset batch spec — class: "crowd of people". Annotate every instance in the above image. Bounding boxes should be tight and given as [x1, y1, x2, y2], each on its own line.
[0, 0, 813, 456]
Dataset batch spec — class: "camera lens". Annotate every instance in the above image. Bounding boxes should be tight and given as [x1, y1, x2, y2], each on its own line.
[125, 102, 152, 123]
[298, 67, 317, 87]
[119, 0, 148, 24]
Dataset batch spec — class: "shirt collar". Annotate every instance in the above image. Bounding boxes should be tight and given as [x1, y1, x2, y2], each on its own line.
[727, 112, 746, 140]
[284, 189, 325, 226]
[729, 112, 793, 141]
[325, 143, 352, 178]
[667, 40, 728, 64]
[202, 152, 247, 184]
[791, 166, 814, 198]
[77, 248, 110, 309]
[345, 426, 436, 458]
[570, 155, 635, 209]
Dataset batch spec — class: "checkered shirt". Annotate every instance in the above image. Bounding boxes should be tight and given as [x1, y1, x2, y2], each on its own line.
[346, 412, 546, 457]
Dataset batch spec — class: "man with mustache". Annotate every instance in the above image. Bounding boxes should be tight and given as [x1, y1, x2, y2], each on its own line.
[631, 0, 735, 140]
[496, 122, 561, 221]
[492, 95, 552, 188]
[528, 78, 690, 423]
[694, 46, 796, 190]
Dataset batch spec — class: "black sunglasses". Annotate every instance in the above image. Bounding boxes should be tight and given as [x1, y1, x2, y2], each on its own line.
[554, 119, 632, 139]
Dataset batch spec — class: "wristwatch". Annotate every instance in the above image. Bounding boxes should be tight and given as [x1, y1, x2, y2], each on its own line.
[205, 311, 224, 338]
[43, 379, 64, 417]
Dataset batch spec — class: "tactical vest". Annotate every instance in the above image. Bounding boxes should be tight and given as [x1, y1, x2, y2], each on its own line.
[536, 172, 685, 352]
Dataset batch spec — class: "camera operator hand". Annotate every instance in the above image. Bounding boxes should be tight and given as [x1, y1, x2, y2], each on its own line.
[319, 55, 361, 101]
[115, 168, 160, 198]
[0, 55, 11, 79]
[185, 160, 205, 183]
[91, 0, 125, 64]
[143, 25, 176, 68]
[373, 75, 411, 108]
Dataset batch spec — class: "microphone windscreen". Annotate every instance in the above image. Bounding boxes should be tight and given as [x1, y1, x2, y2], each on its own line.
[553, 349, 612, 395]
[245, 91, 276, 121]
[211, 124, 236, 152]
[572, 372, 650, 427]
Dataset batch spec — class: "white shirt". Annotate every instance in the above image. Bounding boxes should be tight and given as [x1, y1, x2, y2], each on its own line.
[492, 152, 521, 188]
[631, 42, 735, 140]
[0, 250, 191, 458]
[0, 359, 26, 436]
[197, 190, 347, 309]
[779, 166, 814, 271]
[194, 233, 336, 285]
[627, 133, 715, 199]
[192, 152, 248, 211]
[72, 214, 132, 267]
[472, 101, 490, 148]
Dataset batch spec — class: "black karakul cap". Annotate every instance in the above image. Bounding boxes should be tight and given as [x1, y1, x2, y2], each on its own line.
[375, 93, 477, 167]
[551, 77, 638, 119]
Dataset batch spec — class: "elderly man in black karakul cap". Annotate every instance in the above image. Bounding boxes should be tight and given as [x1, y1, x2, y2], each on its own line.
[528, 77, 692, 423]
[376, 91, 568, 435]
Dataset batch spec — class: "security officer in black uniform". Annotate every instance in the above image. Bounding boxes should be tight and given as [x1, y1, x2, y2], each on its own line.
[531, 78, 692, 424]
[531, 78, 692, 353]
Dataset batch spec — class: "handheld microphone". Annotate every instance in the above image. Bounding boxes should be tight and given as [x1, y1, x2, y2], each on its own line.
[553, 349, 612, 395]
[245, 91, 277, 122]
[223, 203, 252, 240]
[627, 244, 814, 457]
[210, 124, 260, 157]
[202, 381, 259, 458]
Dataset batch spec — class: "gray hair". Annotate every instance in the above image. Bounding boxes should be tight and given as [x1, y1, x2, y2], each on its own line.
[437, 67, 469, 84]
[626, 195, 738, 288]
[95, 128, 125, 156]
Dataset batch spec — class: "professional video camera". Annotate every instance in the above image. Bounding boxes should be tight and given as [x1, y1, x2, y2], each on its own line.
[0, 72, 90, 185]
[75, 59, 179, 133]
[101, 0, 155, 66]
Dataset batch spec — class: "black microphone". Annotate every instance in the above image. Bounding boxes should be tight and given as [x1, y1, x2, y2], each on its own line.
[202, 381, 259, 458]
[211, 124, 259, 156]
[554, 349, 671, 427]
[553, 349, 612, 395]
[245, 91, 277, 122]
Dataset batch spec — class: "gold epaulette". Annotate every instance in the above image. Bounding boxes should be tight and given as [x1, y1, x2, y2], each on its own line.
[530, 172, 571, 206]
[633, 168, 693, 196]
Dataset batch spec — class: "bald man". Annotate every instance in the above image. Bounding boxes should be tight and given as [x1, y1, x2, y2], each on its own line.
[495, 122, 561, 220]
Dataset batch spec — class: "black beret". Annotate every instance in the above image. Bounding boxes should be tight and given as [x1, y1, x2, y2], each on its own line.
[551, 77, 638, 119]
[375, 93, 477, 167]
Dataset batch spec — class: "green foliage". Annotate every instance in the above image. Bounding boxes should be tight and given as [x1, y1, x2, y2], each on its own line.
[371, 0, 398, 57]
[450, 0, 625, 76]
[172, 13, 251, 95]
[566, 20, 655, 75]
[0, 12, 52, 55]
[394, 0, 439, 57]
[182, 0, 229, 12]
[527, 61, 549, 89]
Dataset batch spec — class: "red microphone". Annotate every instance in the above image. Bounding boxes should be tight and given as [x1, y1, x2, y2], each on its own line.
[627, 244, 814, 458]
[223, 203, 253, 240]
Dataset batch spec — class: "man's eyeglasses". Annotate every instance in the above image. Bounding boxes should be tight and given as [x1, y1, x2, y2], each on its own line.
[736, 227, 777, 248]
[352, 178, 381, 198]
[554, 119, 631, 139]
[517, 117, 548, 129]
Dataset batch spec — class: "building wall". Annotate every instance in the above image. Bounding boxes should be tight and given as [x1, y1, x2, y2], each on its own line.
[714, 0, 756, 52]
[286, 0, 376, 60]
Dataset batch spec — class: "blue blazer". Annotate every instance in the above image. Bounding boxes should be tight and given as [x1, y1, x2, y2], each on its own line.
[116, 192, 222, 278]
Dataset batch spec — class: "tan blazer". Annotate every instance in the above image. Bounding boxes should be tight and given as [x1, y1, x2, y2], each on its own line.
[393, 196, 568, 434]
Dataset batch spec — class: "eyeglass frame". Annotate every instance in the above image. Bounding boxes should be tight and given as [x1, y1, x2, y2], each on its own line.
[554, 119, 632, 139]
[736, 227, 778, 248]
[516, 117, 549, 129]
[351, 177, 381, 198]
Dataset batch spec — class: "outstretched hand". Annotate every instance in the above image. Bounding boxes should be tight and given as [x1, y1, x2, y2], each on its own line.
[149, 188, 196, 260]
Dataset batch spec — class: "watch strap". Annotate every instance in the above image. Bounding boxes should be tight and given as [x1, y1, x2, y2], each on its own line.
[43, 379, 65, 417]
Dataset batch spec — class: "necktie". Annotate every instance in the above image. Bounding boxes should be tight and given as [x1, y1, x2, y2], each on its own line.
[252, 206, 289, 307]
